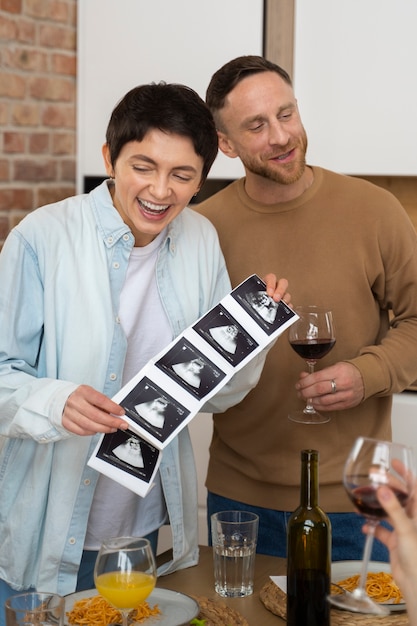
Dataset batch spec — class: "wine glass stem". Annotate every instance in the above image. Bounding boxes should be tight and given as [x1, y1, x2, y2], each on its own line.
[358, 521, 377, 592]
[305, 361, 316, 413]
[121, 611, 129, 626]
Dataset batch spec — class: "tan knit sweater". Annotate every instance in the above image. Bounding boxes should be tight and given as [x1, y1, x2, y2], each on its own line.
[195, 166, 417, 512]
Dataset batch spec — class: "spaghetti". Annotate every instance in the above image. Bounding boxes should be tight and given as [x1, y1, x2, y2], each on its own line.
[66, 594, 160, 625]
[332, 571, 404, 605]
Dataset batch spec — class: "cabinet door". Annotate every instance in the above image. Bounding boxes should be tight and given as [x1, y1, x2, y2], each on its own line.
[77, 0, 264, 190]
[294, 0, 417, 175]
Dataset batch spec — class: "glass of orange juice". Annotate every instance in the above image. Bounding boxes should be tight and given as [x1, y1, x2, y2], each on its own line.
[94, 536, 157, 626]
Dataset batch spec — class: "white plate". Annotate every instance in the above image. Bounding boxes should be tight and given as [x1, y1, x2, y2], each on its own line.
[331, 560, 406, 613]
[65, 588, 199, 626]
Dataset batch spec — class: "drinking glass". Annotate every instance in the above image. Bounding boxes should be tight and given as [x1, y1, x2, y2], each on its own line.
[211, 510, 259, 597]
[94, 536, 157, 626]
[5, 593, 64, 626]
[328, 437, 414, 615]
[288, 306, 336, 424]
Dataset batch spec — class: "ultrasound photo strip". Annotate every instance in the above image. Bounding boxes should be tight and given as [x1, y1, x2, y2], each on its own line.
[88, 275, 298, 495]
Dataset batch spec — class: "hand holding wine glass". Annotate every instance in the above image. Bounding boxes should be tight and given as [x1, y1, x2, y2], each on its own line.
[288, 306, 336, 424]
[94, 536, 157, 626]
[372, 480, 417, 624]
[328, 437, 414, 615]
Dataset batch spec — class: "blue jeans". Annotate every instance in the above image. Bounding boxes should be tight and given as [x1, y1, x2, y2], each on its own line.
[0, 530, 159, 626]
[207, 491, 390, 562]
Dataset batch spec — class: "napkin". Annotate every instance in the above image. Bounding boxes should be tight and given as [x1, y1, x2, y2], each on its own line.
[270, 576, 287, 593]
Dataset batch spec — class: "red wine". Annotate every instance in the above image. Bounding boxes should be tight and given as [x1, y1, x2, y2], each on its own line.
[290, 338, 336, 360]
[350, 484, 409, 519]
[287, 568, 330, 626]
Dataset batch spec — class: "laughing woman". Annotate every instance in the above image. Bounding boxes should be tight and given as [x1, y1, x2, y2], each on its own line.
[0, 81, 289, 622]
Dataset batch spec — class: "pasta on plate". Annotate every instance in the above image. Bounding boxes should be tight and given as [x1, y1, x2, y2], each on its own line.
[66, 594, 160, 625]
[332, 571, 403, 605]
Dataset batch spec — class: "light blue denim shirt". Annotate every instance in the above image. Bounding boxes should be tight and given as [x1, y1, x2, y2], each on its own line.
[0, 181, 266, 594]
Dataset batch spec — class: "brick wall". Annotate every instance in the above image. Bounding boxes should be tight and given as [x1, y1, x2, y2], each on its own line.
[0, 0, 77, 249]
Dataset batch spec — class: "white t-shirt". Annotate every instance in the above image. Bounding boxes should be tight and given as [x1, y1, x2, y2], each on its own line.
[84, 230, 171, 549]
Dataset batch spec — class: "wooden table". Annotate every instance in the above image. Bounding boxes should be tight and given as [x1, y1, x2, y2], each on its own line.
[157, 545, 286, 625]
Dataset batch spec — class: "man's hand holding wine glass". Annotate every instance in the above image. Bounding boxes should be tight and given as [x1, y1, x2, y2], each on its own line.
[288, 306, 336, 424]
[295, 361, 365, 411]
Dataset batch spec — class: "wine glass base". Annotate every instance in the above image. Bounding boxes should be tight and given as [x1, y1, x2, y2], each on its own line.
[288, 409, 330, 424]
[328, 590, 390, 616]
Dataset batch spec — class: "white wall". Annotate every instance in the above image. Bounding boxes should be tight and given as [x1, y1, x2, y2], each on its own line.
[188, 414, 212, 546]
[76, 0, 264, 191]
[392, 393, 417, 464]
[293, 0, 417, 175]
[157, 413, 212, 554]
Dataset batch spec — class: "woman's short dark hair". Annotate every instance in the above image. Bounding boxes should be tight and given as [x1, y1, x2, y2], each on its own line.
[106, 82, 218, 184]
[206, 55, 292, 129]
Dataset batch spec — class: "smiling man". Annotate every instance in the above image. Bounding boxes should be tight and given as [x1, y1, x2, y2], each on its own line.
[195, 55, 417, 562]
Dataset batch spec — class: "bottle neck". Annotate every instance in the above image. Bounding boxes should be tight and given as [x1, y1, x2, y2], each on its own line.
[300, 449, 319, 508]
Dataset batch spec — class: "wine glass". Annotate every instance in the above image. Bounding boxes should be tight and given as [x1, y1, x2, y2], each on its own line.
[328, 437, 414, 615]
[94, 536, 157, 626]
[288, 306, 336, 424]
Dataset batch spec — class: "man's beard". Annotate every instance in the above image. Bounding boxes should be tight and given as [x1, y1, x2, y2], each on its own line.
[242, 131, 308, 186]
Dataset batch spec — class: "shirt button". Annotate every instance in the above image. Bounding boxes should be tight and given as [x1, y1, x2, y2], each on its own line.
[110, 373, 117, 381]
[84, 479, 91, 486]
[113, 262, 120, 269]
[69, 537, 76, 545]
[115, 316, 120, 324]
[107, 236, 114, 244]
[123, 234, 130, 241]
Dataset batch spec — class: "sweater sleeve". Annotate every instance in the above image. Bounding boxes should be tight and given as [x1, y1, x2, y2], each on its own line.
[347, 205, 417, 399]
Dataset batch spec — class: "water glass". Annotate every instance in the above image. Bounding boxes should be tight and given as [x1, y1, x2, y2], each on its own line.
[5, 592, 64, 626]
[211, 510, 259, 597]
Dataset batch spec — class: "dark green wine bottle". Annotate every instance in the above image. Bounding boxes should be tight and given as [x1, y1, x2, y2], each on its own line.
[286, 449, 331, 626]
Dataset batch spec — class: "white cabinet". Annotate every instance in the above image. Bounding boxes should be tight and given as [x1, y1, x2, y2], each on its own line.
[293, 0, 417, 175]
[157, 414, 211, 555]
[188, 415, 212, 546]
[392, 392, 417, 460]
[78, 1, 417, 179]
[76, 0, 264, 191]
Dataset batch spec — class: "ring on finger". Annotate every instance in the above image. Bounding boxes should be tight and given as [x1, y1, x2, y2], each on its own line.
[330, 379, 337, 394]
